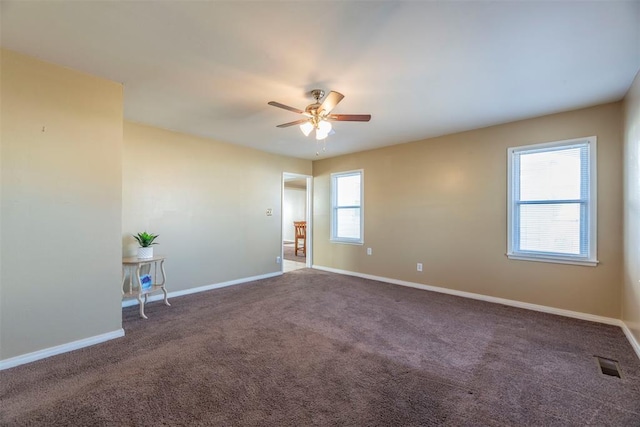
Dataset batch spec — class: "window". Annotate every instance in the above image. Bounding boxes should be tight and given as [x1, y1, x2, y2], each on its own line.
[507, 137, 597, 266]
[331, 170, 363, 244]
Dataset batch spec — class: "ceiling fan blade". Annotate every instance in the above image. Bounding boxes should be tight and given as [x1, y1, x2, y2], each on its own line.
[319, 91, 344, 114]
[268, 101, 304, 115]
[276, 118, 310, 128]
[326, 114, 371, 122]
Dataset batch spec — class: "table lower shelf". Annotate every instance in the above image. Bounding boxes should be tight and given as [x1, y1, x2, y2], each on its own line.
[123, 285, 166, 299]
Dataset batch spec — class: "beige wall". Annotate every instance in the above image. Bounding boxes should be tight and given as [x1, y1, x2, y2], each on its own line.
[123, 122, 311, 292]
[0, 50, 123, 360]
[314, 103, 623, 318]
[0, 48, 630, 365]
[623, 70, 640, 345]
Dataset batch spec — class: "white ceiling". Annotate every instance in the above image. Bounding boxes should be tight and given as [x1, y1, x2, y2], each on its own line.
[2, 1, 639, 160]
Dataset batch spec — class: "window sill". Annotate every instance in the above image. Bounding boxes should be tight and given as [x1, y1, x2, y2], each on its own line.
[507, 253, 598, 267]
[330, 239, 363, 245]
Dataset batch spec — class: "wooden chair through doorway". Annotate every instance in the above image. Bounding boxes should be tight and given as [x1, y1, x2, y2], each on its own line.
[294, 221, 307, 257]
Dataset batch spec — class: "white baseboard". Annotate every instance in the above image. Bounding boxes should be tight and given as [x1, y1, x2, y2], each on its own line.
[122, 271, 283, 308]
[6, 269, 636, 371]
[621, 322, 640, 361]
[312, 265, 622, 327]
[1, 272, 282, 370]
[314, 265, 640, 360]
[0, 329, 125, 371]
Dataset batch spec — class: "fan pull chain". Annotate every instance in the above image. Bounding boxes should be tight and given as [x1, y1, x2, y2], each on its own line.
[315, 139, 327, 156]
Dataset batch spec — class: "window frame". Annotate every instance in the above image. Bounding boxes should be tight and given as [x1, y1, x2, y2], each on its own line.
[330, 169, 364, 245]
[506, 136, 598, 266]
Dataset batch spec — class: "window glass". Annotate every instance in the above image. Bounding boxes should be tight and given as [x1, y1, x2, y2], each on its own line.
[519, 204, 581, 255]
[519, 147, 583, 201]
[336, 174, 361, 206]
[336, 208, 361, 240]
[331, 171, 364, 244]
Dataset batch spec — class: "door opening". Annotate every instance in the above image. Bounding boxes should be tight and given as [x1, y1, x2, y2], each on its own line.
[282, 173, 312, 272]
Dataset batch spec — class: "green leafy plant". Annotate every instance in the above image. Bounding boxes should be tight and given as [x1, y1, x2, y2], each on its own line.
[133, 231, 159, 248]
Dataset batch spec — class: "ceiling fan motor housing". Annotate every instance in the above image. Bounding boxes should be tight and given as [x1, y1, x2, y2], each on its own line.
[306, 89, 326, 118]
[310, 89, 325, 101]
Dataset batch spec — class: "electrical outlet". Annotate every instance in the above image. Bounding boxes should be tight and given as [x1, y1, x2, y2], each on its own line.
[367, 248, 372, 255]
[276, 256, 281, 264]
[266, 208, 273, 216]
[417, 263, 423, 272]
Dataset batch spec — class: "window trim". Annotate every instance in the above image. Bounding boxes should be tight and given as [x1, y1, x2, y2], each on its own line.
[506, 136, 598, 266]
[330, 169, 364, 245]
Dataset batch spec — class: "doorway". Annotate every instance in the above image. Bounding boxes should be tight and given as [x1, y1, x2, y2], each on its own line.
[282, 173, 312, 272]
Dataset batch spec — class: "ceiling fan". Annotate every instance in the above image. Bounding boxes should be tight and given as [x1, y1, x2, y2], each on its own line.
[268, 89, 371, 140]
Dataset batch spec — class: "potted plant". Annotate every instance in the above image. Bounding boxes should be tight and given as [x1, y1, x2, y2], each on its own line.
[133, 231, 159, 259]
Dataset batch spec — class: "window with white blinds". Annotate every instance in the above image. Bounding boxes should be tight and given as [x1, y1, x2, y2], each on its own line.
[331, 170, 364, 244]
[507, 137, 597, 266]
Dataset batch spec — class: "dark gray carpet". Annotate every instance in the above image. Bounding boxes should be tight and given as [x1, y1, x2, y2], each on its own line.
[283, 242, 305, 262]
[1, 269, 639, 426]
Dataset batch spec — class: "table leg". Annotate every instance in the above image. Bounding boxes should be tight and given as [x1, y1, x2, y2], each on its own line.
[135, 265, 148, 320]
[137, 292, 148, 320]
[160, 259, 171, 306]
[121, 266, 126, 297]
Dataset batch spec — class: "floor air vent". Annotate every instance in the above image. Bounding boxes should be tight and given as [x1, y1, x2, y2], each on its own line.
[595, 356, 622, 378]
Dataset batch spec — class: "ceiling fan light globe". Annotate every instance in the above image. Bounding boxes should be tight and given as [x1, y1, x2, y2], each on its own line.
[300, 122, 314, 136]
[316, 129, 329, 140]
[317, 120, 332, 134]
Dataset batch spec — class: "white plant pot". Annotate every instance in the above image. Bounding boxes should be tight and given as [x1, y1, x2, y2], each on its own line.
[137, 247, 154, 259]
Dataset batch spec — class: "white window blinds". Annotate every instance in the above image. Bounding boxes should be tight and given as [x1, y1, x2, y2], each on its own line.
[507, 137, 597, 266]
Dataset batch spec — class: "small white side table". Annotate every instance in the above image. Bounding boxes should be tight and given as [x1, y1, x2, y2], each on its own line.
[122, 255, 170, 319]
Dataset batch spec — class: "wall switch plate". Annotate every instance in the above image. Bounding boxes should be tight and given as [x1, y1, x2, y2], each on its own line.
[276, 256, 281, 264]
[417, 263, 423, 272]
[367, 248, 372, 255]
[266, 208, 273, 216]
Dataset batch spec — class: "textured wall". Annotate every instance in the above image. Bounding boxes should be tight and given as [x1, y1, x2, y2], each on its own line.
[1, 49, 124, 360]
[313, 103, 623, 318]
